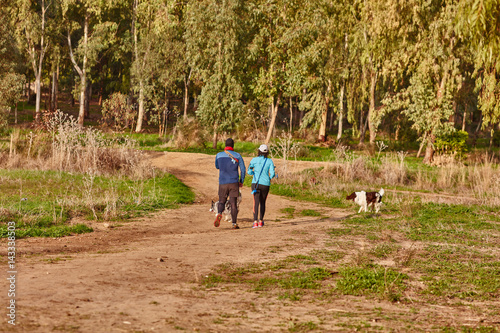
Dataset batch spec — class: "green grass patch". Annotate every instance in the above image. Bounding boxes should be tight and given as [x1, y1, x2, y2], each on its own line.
[0, 169, 194, 238]
[300, 209, 321, 217]
[280, 207, 296, 218]
[405, 203, 500, 246]
[336, 264, 408, 302]
[411, 246, 500, 300]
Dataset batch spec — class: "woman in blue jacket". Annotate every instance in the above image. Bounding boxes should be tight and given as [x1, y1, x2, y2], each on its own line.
[247, 144, 276, 228]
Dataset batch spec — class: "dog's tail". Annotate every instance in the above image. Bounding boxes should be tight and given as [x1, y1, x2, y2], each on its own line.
[379, 188, 385, 197]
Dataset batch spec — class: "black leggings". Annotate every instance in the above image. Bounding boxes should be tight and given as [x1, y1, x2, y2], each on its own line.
[251, 183, 270, 221]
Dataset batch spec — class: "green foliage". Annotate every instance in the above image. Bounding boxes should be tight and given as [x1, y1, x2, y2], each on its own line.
[434, 130, 469, 155]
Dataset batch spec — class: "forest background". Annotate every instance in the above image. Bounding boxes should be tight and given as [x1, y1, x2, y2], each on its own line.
[0, 0, 499, 163]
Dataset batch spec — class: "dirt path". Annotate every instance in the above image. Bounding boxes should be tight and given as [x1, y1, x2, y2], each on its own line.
[1, 152, 497, 332]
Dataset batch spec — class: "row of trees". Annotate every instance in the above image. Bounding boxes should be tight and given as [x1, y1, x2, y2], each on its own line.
[1, 0, 499, 162]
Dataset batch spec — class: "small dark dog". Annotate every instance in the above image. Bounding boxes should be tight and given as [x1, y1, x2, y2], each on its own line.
[346, 188, 384, 213]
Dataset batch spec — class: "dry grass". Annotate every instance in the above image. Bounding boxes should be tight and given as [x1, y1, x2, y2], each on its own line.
[1, 111, 152, 179]
[273, 144, 500, 207]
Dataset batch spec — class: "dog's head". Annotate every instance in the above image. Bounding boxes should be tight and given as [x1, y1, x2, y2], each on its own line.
[346, 192, 357, 201]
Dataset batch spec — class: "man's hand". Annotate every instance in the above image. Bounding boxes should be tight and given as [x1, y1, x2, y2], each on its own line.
[239, 182, 243, 188]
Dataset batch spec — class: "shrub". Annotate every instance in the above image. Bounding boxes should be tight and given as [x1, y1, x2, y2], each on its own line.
[101, 93, 137, 131]
[435, 130, 468, 156]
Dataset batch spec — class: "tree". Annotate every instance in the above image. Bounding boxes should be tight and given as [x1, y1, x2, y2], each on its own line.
[1, 2, 25, 129]
[458, 0, 500, 147]
[387, 1, 462, 163]
[295, 0, 353, 142]
[185, 0, 247, 148]
[248, 0, 300, 144]
[63, 0, 117, 126]
[13, 0, 52, 122]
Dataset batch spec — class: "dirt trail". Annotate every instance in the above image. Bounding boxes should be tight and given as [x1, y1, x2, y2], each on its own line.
[1, 152, 496, 332]
[1, 152, 350, 332]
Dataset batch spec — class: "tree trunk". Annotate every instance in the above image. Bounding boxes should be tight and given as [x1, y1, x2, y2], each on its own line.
[26, 0, 49, 122]
[133, 0, 146, 133]
[85, 83, 91, 118]
[212, 129, 218, 149]
[395, 113, 401, 141]
[183, 69, 192, 119]
[265, 94, 281, 144]
[135, 82, 145, 132]
[99, 81, 104, 107]
[359, 108, 366, 145]
[462, 104, 467, 131]
[337, 82, 345, 141]
[423, 133, 435, 164]
[70, 13, 89, 127]
[34, 73, 42, 121]
[27, 76, 31, 102]
[368, 70, 378, 144]
[52, 62, 59, 111]
[289, 96, 293, 132]
[318, 80, 332, 142]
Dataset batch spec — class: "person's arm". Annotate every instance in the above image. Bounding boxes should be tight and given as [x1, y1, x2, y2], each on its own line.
[239, 155, 246, 184]
[247, 159, 255, 176]
[269, 160, 276, 179]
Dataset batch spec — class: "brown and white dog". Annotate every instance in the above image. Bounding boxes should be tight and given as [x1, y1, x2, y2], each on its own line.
[346, 188, 384, 213]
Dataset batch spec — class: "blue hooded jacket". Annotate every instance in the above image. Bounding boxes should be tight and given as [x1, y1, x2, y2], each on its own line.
[215, 148, 246, 185]
[247, 156, 276, 186]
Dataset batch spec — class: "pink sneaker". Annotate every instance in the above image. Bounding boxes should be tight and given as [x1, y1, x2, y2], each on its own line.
[252, 221, 259, 228]
[258, 221, 264, 227]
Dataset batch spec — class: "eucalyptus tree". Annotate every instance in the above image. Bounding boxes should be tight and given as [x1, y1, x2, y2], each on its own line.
[382, 1, 462, 163]
[0, 2, 25, 128]
[63, 0, 117, 126]
[295, 0, 353, 142]
[347, 0, 407, 145]
[247, 0, 302, 144]
[185, 0, 248, 148]
[12, 0, 53, 122]
[133, 0, 188, 133]
[131, 0, 179, 132]
[458, 0, 500, 146]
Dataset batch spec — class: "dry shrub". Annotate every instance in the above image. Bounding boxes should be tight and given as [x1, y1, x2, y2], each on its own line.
[234, 106, 266, 142]
[296, 128, 317, 144]
[239, 128, 266, 143]
[169, 117, 206, 149]
[1, 111, 152, 179]
[435, 161, 467, 191]
[379, 151, 408, 185]
[46, 111, 149, 177]
[431, 153, 460, 167]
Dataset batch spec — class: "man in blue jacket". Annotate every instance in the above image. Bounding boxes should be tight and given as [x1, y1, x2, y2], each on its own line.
[214, 138, 245, 229]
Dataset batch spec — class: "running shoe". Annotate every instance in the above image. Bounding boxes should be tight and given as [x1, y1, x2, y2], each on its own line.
[231, 224, 240, 229]
[214, 214, 222, 227]
[252, 221, 259, 228]
[258, 221, 264, 227]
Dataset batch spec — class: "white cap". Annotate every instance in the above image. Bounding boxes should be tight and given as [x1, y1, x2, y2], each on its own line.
[258, 144, 269, 153]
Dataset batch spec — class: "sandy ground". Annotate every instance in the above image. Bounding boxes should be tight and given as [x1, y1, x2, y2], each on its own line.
[1, 152, 499, 332]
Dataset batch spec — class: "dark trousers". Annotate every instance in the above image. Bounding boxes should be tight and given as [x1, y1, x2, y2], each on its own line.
[251, 183, 269, 221]
[218, 183, 239, 224]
